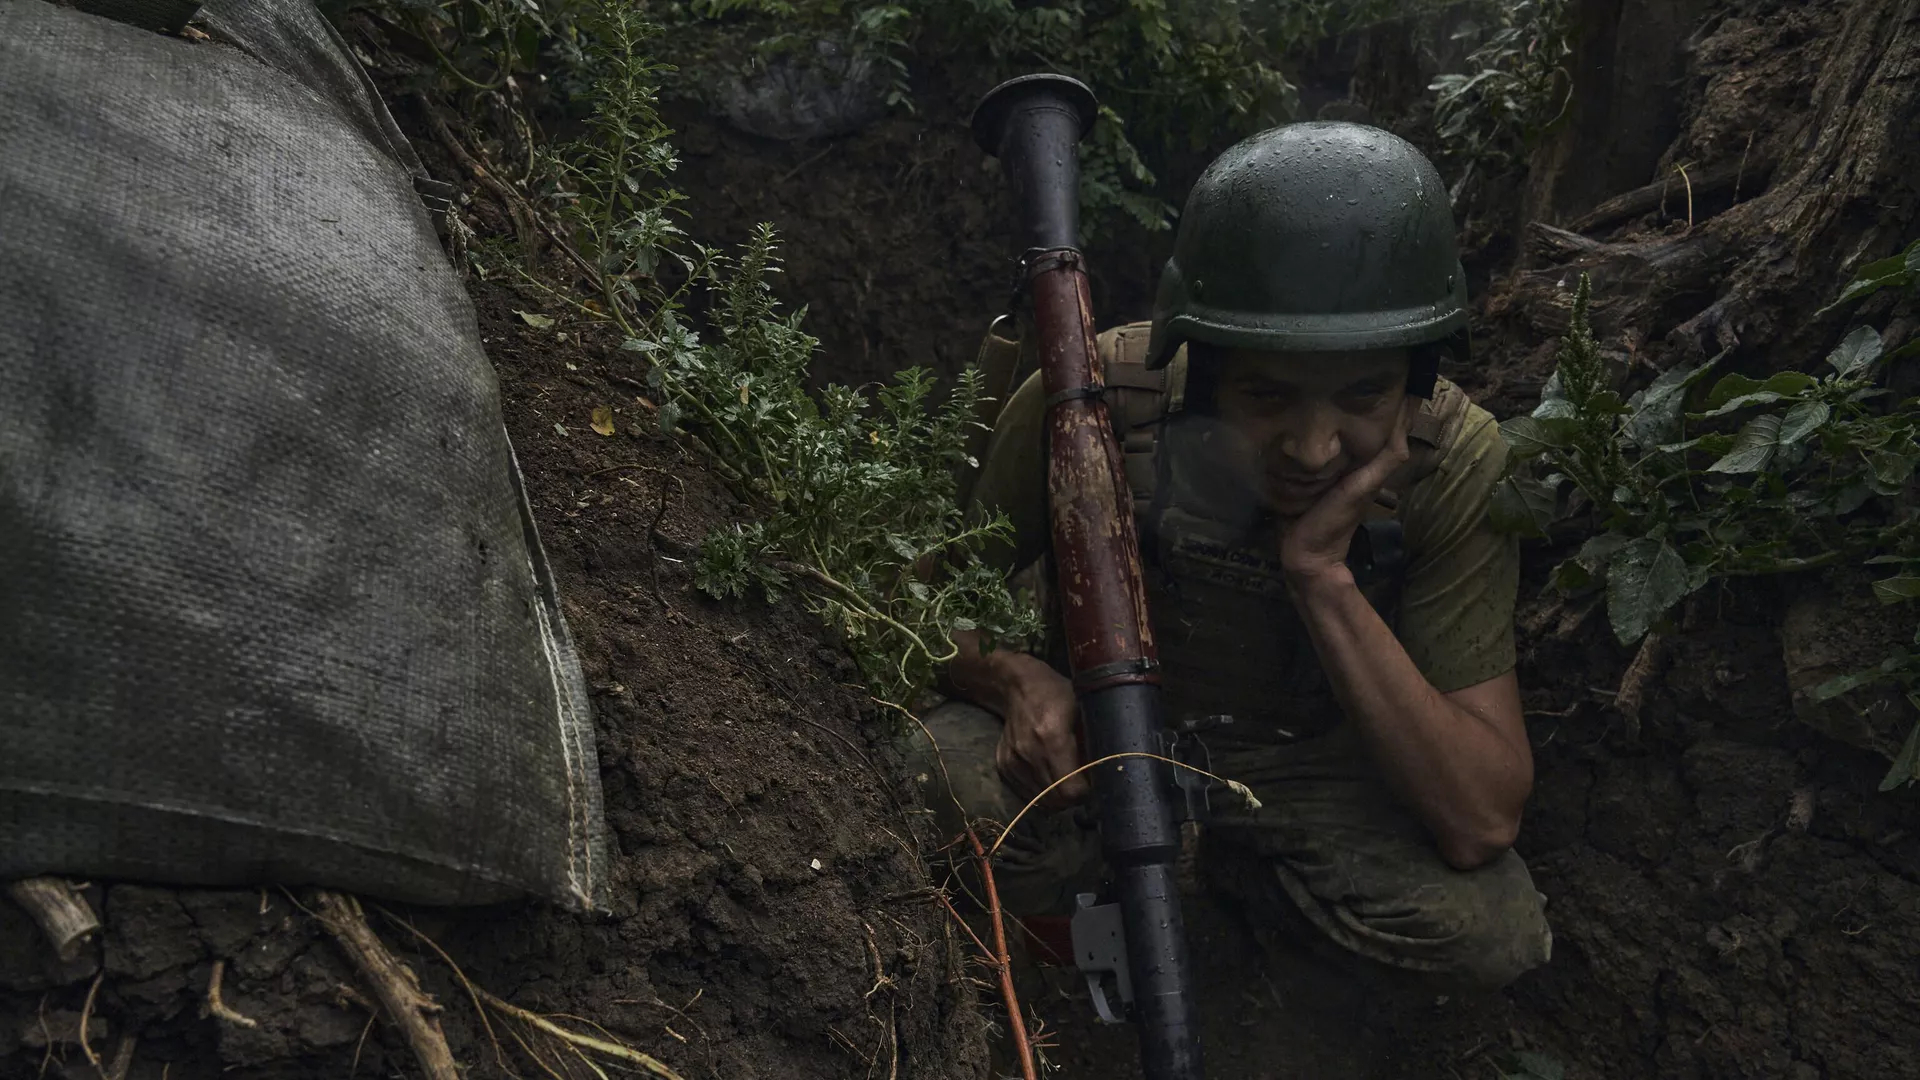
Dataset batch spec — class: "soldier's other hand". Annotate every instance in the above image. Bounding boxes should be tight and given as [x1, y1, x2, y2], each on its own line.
[995, 667, 1088, 809]
[1278, 398, 1414, 590]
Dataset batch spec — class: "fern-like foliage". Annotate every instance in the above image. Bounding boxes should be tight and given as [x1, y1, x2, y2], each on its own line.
[642, 226, 1040, 703]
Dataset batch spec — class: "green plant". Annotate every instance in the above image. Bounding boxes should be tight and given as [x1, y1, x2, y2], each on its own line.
[383, 0, 1039, 706]
[539, 3, 690, 330]
[1429, 0, 1572, 190]
[660, 0, 1453, 236]
[1495, 272, 1920, 786]
[924, 0, 1297, 232]
[639, 226, 1040, 702]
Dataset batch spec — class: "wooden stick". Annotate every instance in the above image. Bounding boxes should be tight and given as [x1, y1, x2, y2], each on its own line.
[7, 877, 100, 963]
[964, 826, 1038, 1080]
[313, 892, 459, 1080]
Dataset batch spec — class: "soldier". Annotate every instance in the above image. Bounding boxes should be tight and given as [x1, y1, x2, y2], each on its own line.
[920, 121, 1551, 992]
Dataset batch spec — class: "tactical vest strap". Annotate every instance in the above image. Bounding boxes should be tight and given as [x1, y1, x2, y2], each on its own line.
[1097, 324, 1173, 521]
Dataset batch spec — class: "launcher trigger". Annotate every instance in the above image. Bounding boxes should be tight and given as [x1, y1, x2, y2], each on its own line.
[1071, 893, 1133, 1025]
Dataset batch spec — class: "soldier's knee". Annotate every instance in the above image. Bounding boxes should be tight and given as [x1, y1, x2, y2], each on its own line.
[1414, 853, 1552, 991]
[902, 699, 1013, 824]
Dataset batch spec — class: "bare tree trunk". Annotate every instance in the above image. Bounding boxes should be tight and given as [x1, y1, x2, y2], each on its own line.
[1523, 0, 1719, 230]
[1493, 0, 1920, 375]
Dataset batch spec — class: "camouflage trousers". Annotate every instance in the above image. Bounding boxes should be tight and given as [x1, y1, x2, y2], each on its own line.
[908, 700, 1552, 992]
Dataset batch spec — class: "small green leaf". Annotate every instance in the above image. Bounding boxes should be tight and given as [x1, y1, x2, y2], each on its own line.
[1704, 373, 1765, 410]
[1827, 326, 1885, 379]
[1880, 722, 1920, 792]
[1776, 400, 1831, 444]
[1873, 576, 1920, 604]
[1698, 372, 1819, 417]
[1499, 415, 1565, 458]
[1624, 355, 1718, 448]
[516, 310, 556, 329]
[1606, 536, 1690, 644]
[1575, 531, 1630, 573]
[1551, 559, 1593, 592]
[1490, 474, 1560, 538]
[1869, 449, 1917, 492]
[1706, 414, 1783, 473]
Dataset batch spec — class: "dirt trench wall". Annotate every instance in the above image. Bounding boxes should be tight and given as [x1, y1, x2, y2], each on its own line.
[1449, 1, 1920, 1075]
[1509, 578, 1920, 1079]
[0, 283, 986, 1080]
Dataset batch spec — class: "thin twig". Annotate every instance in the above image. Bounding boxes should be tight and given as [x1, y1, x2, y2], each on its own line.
[988, 752, 1259, 860]
[474, 987, 689, 1080]
[931, 888, 995, 961]
[415, 93, 598, 287]
[776, 145, 835, 184]
[78, 972, 104, 1079]
[314, 892, 459, 1080]
[966, 825, 1038, 1080]
[377, 909, 686, 1080]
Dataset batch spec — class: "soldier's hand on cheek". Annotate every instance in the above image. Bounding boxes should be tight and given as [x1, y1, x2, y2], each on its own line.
[994, 666, 1089, 808]
[1278, 398, 1415, 590]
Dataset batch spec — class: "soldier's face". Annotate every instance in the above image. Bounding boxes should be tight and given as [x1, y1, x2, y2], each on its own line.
[1211, 347, 1413, 516]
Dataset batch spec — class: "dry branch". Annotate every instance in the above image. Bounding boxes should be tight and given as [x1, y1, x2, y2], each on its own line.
[7, 878, 100, 963]
[313, 891, 459, 1080]
[964, 826, 1038, 1080]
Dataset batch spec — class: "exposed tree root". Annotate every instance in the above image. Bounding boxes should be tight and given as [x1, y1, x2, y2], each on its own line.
[1615, 631, 1669, 742]
[201, 960, 259, 1029]
[313, 892, 459, 1080]
[376, 907, 691, 1080]
[7, 878, 100, 964]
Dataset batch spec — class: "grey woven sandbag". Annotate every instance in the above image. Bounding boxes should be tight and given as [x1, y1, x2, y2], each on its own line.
[0, 0, 609, 910]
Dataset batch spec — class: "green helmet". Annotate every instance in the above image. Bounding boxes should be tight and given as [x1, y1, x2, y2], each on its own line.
[1145, 122, 1468, 374]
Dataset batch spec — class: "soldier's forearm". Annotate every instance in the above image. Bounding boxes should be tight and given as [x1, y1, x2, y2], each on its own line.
[1287, 568, 1531, 870]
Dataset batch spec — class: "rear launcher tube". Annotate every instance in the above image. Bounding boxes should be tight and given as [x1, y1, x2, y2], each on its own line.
[970, 74, 1206, 1080]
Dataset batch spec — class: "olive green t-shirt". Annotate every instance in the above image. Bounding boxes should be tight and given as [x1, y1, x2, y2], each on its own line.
[967, 363, 1518, 694]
